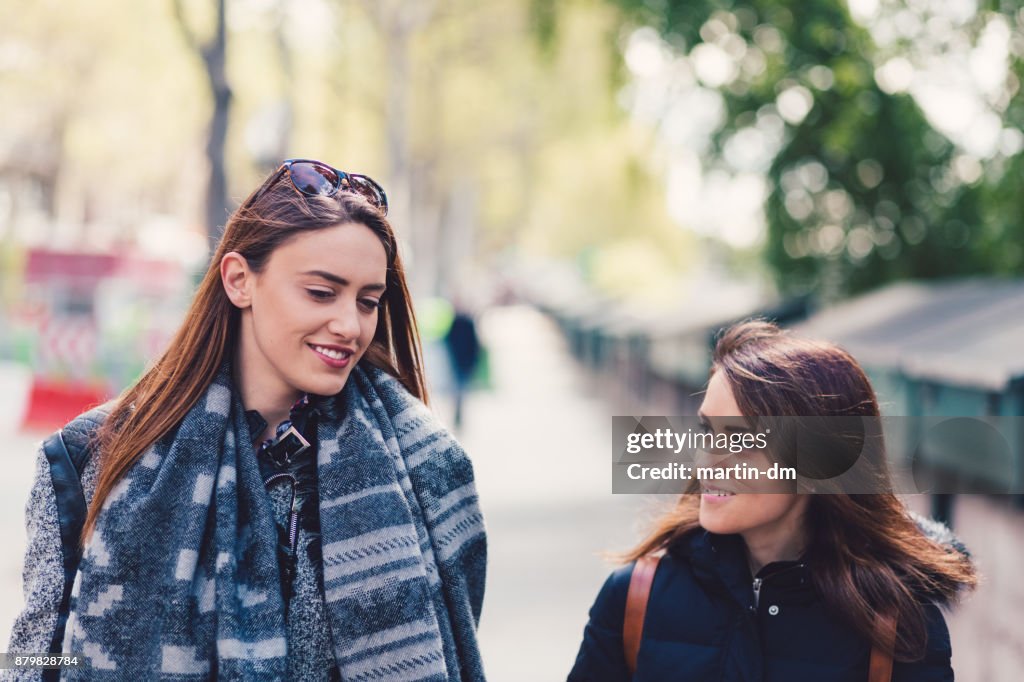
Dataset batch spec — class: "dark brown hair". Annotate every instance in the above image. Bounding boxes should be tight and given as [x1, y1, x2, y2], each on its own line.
[625, 320, 976, 660]
[85, 172, 427, 539]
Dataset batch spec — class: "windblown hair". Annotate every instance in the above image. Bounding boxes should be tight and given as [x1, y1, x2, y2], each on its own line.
[85, 171, 427, 540]
[624, 320, 976, 661]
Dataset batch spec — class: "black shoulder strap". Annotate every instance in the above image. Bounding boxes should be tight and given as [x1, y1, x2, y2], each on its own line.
[60, 404, 111, 476]
[40, 404, 110, 661]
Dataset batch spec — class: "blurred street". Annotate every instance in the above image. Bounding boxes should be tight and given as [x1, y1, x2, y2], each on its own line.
[5, 1, 1024, 678]
[3, 305, 1024, 681]
[450, 307, 650, 680]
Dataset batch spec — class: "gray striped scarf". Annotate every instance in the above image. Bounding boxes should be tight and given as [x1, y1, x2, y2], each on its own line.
[62, 363, 487, 680]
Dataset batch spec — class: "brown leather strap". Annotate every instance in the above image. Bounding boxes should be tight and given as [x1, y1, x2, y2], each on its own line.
[623, 554, 662, 675]
[868, 613, 898, 682]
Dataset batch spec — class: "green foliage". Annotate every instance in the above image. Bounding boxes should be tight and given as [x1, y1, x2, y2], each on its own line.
[610, 0, 1022, 296]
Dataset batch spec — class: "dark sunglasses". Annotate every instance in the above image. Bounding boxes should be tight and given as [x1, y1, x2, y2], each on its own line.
[252, 158, 388, 215]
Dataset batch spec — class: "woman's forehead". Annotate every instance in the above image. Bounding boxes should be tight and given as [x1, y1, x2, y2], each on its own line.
[701, 372, 742, 416]
[269, 224, 388, 274]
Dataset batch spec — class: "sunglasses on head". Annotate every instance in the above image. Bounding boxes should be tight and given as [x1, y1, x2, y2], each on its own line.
[251, 159, 389, 215]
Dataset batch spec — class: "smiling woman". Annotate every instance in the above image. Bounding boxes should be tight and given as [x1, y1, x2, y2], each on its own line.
[569, 321, 976, 682]
[7, 160, 487, 681]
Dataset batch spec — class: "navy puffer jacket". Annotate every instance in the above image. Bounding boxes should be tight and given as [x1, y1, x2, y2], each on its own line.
[569, 525, 961, 681]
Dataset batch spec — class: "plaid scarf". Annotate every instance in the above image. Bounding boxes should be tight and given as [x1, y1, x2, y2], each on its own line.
[63, 363, 487, 681]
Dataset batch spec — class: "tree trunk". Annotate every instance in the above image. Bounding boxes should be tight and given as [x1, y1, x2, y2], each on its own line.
[203, 0, 231, 248]
[360, 0, 436, 292]
[174, 0, 232, 250]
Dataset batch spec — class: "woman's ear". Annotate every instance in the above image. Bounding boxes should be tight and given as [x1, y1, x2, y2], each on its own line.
[221, 252, 254, 309]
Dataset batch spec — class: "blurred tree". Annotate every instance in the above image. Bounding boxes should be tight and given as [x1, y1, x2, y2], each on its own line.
[0, 1, 209, 247]
[973, 1, 1024, 276]
[1, 0, 692, 305]
[316, 0, 691, 301]
[173, 0, 231, 247]
[354, 0, 438, 292]
[608, 0, 1018, 296]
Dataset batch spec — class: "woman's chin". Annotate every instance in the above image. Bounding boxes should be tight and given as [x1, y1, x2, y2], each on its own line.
[292, 374, 350, 398]
[698, 502, 740, 535]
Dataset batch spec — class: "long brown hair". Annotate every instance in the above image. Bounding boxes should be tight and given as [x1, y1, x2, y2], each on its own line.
[85, 170, 427, 540]
[624, 320, 976, 661]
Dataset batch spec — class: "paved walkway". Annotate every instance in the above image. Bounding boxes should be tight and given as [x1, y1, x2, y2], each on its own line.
[448, 307, 649, 680]
[2, 305, 1021, 680]
[934, 495, 1024, 681]
[0, 430, 42, 650]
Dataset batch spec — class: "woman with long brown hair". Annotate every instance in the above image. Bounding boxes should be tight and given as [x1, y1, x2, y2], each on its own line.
[8, 160, 486, 681]
[569, 320, 975, 681]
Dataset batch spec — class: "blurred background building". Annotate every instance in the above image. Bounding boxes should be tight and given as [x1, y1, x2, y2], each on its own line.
[1, 0, 1023, 679]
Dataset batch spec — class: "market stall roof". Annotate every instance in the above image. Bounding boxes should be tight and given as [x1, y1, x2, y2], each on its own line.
[794, 278, 1024, 392]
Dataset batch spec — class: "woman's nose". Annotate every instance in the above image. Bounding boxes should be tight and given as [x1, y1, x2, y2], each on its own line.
[694, 447, 731, 470]
[326, 301, 361, 339]
[694, 448, 715, 469]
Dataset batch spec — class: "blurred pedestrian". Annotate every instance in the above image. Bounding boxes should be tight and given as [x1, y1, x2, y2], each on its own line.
[444, 304, 481, 429]
[7, 159, 487, 681]
[570, 321, 976, 681]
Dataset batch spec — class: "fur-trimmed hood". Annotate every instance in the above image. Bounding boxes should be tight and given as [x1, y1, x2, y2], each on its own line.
[911, 511, 971, 559]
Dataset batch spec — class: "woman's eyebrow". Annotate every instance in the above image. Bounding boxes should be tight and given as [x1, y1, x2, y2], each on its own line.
[697, 412, 748, 431]
[301, 269, 386, 292]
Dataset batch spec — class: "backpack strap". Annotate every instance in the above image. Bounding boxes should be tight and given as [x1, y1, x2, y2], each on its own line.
[39, 403, 111, 660]
[623, 553, 662, 675]
[60, 404, 112, 476]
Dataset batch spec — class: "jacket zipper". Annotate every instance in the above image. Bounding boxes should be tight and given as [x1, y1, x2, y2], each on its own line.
[287, 505, 299, 551]
[751, 562, 805, 613]
[264, 472, 300, 552]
